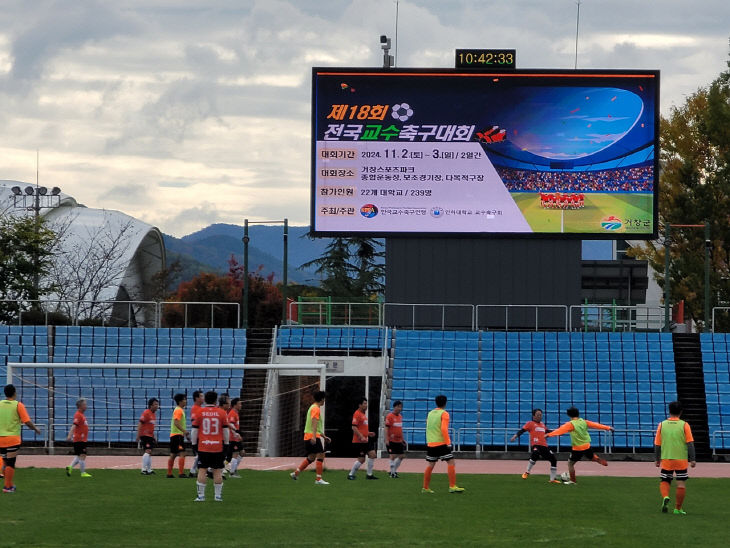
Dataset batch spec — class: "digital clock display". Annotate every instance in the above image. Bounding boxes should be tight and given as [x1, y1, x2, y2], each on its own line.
[455, 49, 516, 69]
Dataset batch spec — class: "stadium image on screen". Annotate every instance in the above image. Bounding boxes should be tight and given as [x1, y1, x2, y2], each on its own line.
[311, 68, 659, 238]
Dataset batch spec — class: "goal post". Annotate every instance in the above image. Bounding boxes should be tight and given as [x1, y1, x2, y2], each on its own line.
[6, 361, 326, 457]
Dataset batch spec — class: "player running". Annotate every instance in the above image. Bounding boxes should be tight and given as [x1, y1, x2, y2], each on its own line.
[655, 400, 696, 515]
[0, 384, 42, 493]
[188, 390, 204, 476]
[227, 398, 244, 478]
[290, 390, 331, 485]
[546, 406, 614, 484]
[385, 400, 405, 478]
[168, 393, 189, 478]
[137, 398, 159, 475]
[65, 398, 91, 478]
[510, 408, 560, 483]
[191, 391, 229, 502]
[348, 397, 378, 480]
[422, 395, 464, 493]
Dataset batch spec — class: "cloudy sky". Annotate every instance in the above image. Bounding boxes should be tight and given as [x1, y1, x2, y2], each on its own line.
[1, 0, 728, 237]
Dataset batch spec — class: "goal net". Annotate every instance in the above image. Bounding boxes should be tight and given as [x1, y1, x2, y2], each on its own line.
[5, 362, 325, 457]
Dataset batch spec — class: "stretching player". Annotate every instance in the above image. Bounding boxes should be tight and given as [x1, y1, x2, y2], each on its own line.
[227, 398, 244, 478]
[65, 398, 91, 477]
[510, 408, 560, 483]
[385, 400, 405, 478]
[168, 393, 189, 478]
[348, 398, 378, 480]
[189, 390, 204, 476]
[137, 398, 159, 475]
[192, 391, 229, 502]
[0, 384, 42, 493]
[655, 400, 696, 515]
[291, 390, 330, 485]
[546, 406, 614, 484]
[422, 395, 464, 493]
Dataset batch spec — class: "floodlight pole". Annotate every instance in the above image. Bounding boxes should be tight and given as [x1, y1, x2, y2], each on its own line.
[242, 220, 249, 329]
[664, 223, 671, 333]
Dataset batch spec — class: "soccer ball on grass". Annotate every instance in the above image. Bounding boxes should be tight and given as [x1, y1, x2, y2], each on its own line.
[560, 472, 571, 483]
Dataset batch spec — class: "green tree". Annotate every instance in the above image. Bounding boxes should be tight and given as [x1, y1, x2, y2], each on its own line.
[631, 50, 730, 329]
[0, 214, 57, 322]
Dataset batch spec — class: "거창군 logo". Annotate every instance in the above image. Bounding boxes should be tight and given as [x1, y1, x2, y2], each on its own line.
[600, 215, 623, 231]
[360, 204, 378, 218]
[430, 207, 444, 218]
[391, 103, 414, 122]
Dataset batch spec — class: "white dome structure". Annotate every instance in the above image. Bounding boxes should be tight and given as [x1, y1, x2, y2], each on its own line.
[0, 180, 165, 325]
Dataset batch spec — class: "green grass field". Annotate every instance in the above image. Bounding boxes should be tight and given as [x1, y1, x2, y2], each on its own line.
[0, 469, 726, 547]
[512, 193, 654, 234]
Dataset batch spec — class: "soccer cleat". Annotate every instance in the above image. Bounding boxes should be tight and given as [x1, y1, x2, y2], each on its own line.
[563, 480, 576, 485]
[599, 458, 608, 467]
[521, 472, 529, 479]
[167, 474, 175, 478]
[80, 472, 92, 478]
[178, 473, 189, 478]
[290, 472, 298, 481]
[214, 496, 223, 502]
[549, 479, 562, 484]
[449, 486, 465, 493]
[141, 470, 149, 475]
[66, 466, 72, 477]
[421, 487, 435, 494]
[193, 496, 205, 502]
[673, 509, 687, 515]
[366, 474, 379, 480]
[3, 486, 16, 493]
[347, 474, 356, 480]
[314, 479, 330, 485]
[148, 470, 156, 475]
[229, 473, 241, 478]
[661, 496, 671, 513]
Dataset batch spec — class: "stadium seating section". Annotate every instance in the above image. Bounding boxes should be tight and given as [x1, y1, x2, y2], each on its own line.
[277, 326, 384, 352]
[700, 333, 730, 449]
[391, 330, 677, 449]
[0, 325, 246, 443]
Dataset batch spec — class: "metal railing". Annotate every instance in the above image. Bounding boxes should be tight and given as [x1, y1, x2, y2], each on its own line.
[476, 305, 569, 332]
[287, 301, 382, 326]
[383, 303, 475, 330]
[0, 299, 240, 328]
[711, 429, 730, 455]
[569, 305, 668, 332]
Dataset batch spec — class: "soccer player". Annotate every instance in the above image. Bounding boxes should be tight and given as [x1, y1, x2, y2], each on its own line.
[655, 400, 696, 515]
[137, 398, 159, 475]
[65, 398, 91, 478]
[422, 395, 464, 493]
[191, 390, 229, 502]
[546, 406, 614, 484]
[348, 397, 378, 480]
[0, 384, 42, 493]
[227, 398, 245, 478]
[510, 408, 560, 483]
[385, 400, 405, 478]
[290, 390, 330, 485]
[168, 393, 189, 478]
[189, 390, 204, 476]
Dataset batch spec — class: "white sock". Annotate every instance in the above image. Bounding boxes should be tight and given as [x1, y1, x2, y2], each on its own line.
[350, 461, 362, 476]
[196, 481, 206, 498]
[394, 457, 402, 472]
[550, 466, 557, 481]
[230, 457, 240, 474]
[526, 459, 536, 473]
[80, 460, 86, 473]
[214, 482, 223, 498]
[70, 457, 80, 469]
[142, 453, 151, 472]
[389, 459, 395, 473]
[190, 458, 198, 474]
[366, 458, 375, 476]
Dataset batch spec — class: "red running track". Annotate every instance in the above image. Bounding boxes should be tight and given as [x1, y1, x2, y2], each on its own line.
[16, 455, 730, 478]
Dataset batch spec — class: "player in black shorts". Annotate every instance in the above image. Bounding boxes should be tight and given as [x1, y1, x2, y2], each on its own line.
[348, 398, 378, 480]
[510, 409, 560, 483]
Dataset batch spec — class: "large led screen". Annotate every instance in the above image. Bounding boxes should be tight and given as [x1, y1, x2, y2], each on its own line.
[311, 68, 659, 238]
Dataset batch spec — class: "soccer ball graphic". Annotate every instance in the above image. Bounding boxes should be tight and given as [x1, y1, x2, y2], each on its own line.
[391, 103, 414, 122]
[560, 472, 571, 483]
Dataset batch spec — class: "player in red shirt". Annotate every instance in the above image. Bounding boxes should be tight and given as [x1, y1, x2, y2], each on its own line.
[510, 408, 560, 483]
[65, 398, 91, 478]
[227, 398, 244, 478]
[136, 398, 159, 475]
[348, 397, 378, 480]
[191, 391, 229, 502]
[385, 400, 405, 478]
[188, 390, 204, 476]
